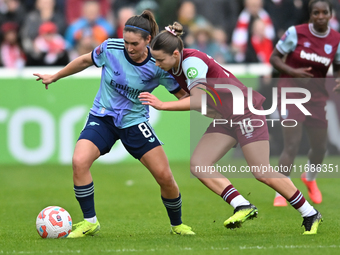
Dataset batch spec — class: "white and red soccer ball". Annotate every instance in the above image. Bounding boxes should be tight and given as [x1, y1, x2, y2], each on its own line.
[36, 206, 72, 238]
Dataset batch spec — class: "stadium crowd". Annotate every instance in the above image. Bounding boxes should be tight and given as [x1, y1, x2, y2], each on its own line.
[1, 0, 340, 68]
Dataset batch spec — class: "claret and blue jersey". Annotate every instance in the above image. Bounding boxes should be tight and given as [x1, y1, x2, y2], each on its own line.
[91, 38, 180, 128]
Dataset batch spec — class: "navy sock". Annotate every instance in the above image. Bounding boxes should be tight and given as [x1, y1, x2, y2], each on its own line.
[162, 193, 182, 226]
[74, 182, 96, 218]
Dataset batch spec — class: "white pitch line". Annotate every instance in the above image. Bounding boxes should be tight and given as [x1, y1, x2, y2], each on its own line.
[1, 245, 340, 254]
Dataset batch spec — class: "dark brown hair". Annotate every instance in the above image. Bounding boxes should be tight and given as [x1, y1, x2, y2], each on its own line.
[150, 22, 184, 55]
[124, 10, 158, 40]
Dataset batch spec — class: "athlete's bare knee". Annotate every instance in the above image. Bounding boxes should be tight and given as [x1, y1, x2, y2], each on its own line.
[252, 171, 273, 185]
[72, 153, 92, 173]
[190, 157, 213, 176]
[155, 169, 176, 188]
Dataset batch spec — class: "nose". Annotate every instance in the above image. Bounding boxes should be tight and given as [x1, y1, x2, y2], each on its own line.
[126, 44, 133, 52]
[155, 60, 160, 67]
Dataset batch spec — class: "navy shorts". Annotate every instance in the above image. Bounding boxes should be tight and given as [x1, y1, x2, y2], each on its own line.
[79, 114, 162, 159]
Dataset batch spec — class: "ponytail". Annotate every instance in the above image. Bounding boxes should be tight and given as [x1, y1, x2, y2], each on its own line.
[124, 10, 159, 40]
[150, 22, 184, 55]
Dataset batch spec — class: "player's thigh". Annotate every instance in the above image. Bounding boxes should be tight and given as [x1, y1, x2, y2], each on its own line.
[73, 139, 100, 168]
[191, 132, 237, 166]
[74, 114, 118, 166]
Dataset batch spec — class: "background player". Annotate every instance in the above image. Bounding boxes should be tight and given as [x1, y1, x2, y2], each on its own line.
[270, 0, 340, 206]
[139, 21, 323, 235]
[33, 10, 195, 238]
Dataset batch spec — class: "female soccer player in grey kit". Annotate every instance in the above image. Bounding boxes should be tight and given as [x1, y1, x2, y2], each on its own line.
[270, 0, 340, 206]
[34, 10, 195, 238]
[140, 21, 323, 234]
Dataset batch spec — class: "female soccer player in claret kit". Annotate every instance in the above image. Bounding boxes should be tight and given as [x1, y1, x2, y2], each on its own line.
[34, 10, 195, 238]
[270, 0, 340, 207]
[139, 21, 322, 234]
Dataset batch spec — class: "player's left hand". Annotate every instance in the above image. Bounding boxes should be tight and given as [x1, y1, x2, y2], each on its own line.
[139, 92, 164, 110]
[333, 78, 340, 94]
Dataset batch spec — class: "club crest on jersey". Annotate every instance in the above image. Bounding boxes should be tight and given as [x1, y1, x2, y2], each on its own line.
[280, 30, 289, 42]
[303, 42, 311, 48]
[324, 44, 332, 54]
[95, 44, 103, 56]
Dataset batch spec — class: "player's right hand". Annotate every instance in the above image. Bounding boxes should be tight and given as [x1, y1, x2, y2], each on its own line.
[33, 73, 56, 90]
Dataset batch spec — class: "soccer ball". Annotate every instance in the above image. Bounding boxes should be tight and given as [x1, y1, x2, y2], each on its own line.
[36, 206, 72, 238]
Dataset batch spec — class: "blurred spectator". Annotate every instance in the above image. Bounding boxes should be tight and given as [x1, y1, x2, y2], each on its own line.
[112, 0, 140, 18]
[64, 0, 114, 57]
[0, 21, 25, 68]
[31, 21, 69, 65]
[263, 0, 299, 44]
[177, 0, 209, 47]
[154, 0, 180, 29]
[189, 0, 240, 44]
[65, 0, 111, 25]
[231, 0, 275, 63]
[249, 18, 273, 64]
[20, 0, 65, 12]
[213, 27, 235, 63]
[135, 0, 159, 16]
[188, 25, 233, 64]
[0, 0, 25, 28]
[112, 6, 135, 39]
[21, 0, 67, 65]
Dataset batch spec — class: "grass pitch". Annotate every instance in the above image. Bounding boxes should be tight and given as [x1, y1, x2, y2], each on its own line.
[1, 156, 340, 255]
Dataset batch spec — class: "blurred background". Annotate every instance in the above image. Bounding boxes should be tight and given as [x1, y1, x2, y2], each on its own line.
[1, 0, 340, 165]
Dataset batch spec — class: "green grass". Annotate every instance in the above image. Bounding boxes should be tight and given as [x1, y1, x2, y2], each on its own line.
[1, 156, 340, 255]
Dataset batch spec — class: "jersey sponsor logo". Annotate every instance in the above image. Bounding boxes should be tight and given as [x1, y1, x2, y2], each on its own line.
[300, 50, 331, 66]
[324, 44, 332, 54]
[110, 80, 143, 99]
[186, 67, 198, 79]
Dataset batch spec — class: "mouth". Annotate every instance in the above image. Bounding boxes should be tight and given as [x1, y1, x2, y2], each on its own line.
[316, 20, 327, 25]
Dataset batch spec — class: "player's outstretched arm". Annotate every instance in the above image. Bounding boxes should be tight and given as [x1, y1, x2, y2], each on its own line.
[139, 92, 190, 111]
[139, 84, 207, 111]
[33, 52, 93, 89]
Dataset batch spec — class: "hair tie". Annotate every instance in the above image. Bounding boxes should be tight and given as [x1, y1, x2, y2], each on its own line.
[165, 26, 177, 36]
[125, 25, 150, 34]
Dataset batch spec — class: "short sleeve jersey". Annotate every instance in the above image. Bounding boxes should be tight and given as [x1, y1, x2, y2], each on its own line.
[168, 49, 265, 116]
[276, 23, 340, 101]
[168, 49, 250, 93]
[91, 38, 180, 128]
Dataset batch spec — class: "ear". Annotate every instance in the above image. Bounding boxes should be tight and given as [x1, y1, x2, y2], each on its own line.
[173, 50, 180, 57]
[146, 35, 151, 44]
